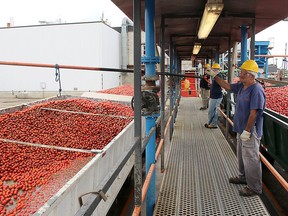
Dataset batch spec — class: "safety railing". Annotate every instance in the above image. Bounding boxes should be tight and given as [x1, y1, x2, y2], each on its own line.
[132, 93, 179, 216]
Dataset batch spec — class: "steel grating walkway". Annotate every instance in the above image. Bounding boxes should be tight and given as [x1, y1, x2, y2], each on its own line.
[153, 97, 270, 216]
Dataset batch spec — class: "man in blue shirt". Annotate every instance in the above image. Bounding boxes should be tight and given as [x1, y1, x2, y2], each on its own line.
[199, 63, 211, 110]
[206, 60, 266, 197]
[204, 63, 223, 129]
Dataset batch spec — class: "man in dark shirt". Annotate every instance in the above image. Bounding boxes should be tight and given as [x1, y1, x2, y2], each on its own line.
[204, 63, 223, 129]
[199, 63, 211, 110]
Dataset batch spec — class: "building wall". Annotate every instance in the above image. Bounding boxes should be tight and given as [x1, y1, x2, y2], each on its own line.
[0, 22, 121, 91]
[121, 29, 170, 85]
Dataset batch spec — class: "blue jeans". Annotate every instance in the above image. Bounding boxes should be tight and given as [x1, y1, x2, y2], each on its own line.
[208, 97, 222, 126]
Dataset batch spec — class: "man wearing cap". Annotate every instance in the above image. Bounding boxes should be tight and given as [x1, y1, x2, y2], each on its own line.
[204, 63, 223, 129]
[206, 59, 266, 197]
[199, 63, 211, 110]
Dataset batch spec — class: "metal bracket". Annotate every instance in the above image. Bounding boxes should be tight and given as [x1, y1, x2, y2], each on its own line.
[78, 190, 107, 207]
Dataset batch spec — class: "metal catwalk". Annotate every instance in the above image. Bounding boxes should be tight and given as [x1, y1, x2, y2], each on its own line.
[153, 97, 269, 216]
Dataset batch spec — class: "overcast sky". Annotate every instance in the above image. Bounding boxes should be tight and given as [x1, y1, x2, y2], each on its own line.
[0, 0, 287, 67]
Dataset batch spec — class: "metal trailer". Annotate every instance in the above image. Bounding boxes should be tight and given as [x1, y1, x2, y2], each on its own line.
[261, 108, 288, 171]
[0, 95, 139, 215]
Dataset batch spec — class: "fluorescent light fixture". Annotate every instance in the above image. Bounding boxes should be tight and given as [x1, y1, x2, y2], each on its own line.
[193, 43, 202, 55]
[198, 0, 224, 39]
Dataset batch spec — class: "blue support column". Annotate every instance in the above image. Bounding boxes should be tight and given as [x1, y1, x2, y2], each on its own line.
[171, 53, 176, 125]
[142, 0, 158, 215]
[169, 39, 174, 140]
[145, 116, 156, 216]
[241, 26, 248, 64]
[142, 0, 158, 77]
[265, 57, 269, 78]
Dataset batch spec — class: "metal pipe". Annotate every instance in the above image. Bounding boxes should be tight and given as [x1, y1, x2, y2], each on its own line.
[142, 126, 156, 152]
[265, 57, 269, 78]
[144, 0, 156, 78]
[0, 60, 203, 79]
[215, 47, 220, 63]
[0, 60, 134, 73]
[40, 107, 133, 119]
[218, 108, 234, 126]
[169, 38, 174, 140]
[133, 206, 141, 216]
[156, 115, 172, 160]
[145, 116, 156, 215]
[241, 26, 248, 64]
[143, 2, 158, 214]
[250, 19, 256, 60]
[133, 0, 143, 212]
[157, 72, 202, 78]
[121, 17, 133, 70]
[0, 138, 97, 154]
[231, 42, 238, 78]
[142, 163, 156, 202]
[226, 35, 232, 138]
[160, 15, 166, 172]
[260, 154, 288, 192]
[255, 55, 288, 58]
[132, 103, 175, 216]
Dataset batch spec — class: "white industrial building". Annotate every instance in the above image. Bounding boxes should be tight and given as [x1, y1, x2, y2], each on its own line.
[0, 20, 169, 93]
[0, 21, 122, 92]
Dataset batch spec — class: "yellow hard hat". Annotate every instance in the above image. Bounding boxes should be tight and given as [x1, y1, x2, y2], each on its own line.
[240, 60, 259, 73]
[212, 63, 221, 69]
[204, 63, 211, 68]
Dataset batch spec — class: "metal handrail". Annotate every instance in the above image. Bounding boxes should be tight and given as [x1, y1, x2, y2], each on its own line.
[132, 95, 179, 216]
[0, 60, 203, 79]
[0, 60, 134, 73]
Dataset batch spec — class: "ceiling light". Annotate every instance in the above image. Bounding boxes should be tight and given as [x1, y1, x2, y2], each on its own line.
[193, 43, 202, 55]
[198, 0, 224, 39]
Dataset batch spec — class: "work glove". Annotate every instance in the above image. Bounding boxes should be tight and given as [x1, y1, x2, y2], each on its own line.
[206, 69, 217, 78]
[240, 130, 251, 142]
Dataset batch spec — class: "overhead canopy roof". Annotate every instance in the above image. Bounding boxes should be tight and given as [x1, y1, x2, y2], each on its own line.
[112, 0, 288, 60]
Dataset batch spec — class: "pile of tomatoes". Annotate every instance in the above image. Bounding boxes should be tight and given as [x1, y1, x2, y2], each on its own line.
[0, 98, 133, 215]
[265, 86, 288, 117]
[97, 84, 134, 96]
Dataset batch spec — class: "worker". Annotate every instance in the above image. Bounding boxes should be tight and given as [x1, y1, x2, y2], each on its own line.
[204, 63, 223, 129]
[206, 59, 265, 196]
[199, 63, 211, 110]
